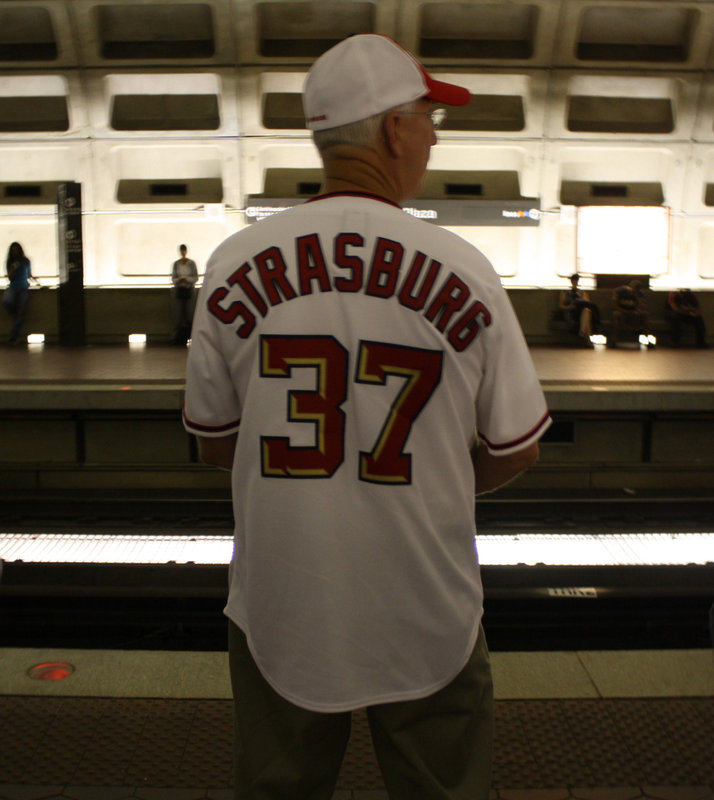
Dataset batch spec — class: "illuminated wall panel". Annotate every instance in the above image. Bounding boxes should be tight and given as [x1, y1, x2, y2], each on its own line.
[554, 0, 714, 70]
[112, 217, 232, 280]
[428, 142, 542, 202]
[87, 140, 240, 284]
[0, 143, 90, 282]
[84, 70, 239, 138]
[427, 71, 548, 139]
[575, 4, 696, 64]
[0, 73, 87, 136]
[451, 225, 535, 279]
[545, 73, 700, 140]
[1, 1, 714, 291]
[551, 144, 688, 210]
[0, 2, 77, 67]
[67, 0, 236, 67]
[238, 69, 307, 134]
[691, 75, 714, 143]
[238, 139, 321, 200]
[90, 141, 238, 208]
[232, 0, 395, 65]
[255, 1, 375, 58]
[426, 142, 543, 280]
[552, 212, 578, 280]
[0, 217, 59, 283]
[576, 206, 670, 276]
[30, 139, 235, 285]
[398, 0, 562, 68]
[694, 226, 714, 280]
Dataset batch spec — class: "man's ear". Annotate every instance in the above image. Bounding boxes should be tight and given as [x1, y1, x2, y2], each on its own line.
[382, 113, 403, 158]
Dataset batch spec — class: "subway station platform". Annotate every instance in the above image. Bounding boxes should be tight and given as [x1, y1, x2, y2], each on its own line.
[0, 340, 712, 493]
[1, 340, 713, 409]
[1, 343, 713, 799]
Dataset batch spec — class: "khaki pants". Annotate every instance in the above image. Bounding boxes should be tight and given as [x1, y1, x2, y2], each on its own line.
[228, 621, 493, 800]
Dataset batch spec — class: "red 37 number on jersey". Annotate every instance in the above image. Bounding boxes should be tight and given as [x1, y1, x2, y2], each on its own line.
[260, 335, 443, 484]
[260, 335, 348, 478]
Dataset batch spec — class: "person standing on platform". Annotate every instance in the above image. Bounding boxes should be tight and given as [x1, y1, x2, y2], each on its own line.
[170, 243, 198, 344]
[666, 288, 707, 348]
[183, 33, 551, 800]
[3, 241, 35, 346]
[559, 273, 601, 343]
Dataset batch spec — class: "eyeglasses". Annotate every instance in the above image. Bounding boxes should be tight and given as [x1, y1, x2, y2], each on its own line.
[394, 107, 447, 131]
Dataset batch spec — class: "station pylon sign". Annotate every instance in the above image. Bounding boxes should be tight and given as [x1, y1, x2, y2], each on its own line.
[56, 182, 86, 347]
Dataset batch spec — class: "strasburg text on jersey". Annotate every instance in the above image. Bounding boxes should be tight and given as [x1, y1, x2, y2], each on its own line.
[206, 232, 493, 352]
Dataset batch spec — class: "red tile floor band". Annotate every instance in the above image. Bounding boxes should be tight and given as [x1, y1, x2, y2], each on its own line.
[0, 696, 712, 790]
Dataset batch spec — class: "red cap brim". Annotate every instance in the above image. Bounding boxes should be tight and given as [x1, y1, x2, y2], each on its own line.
[421, 69, 472, 106]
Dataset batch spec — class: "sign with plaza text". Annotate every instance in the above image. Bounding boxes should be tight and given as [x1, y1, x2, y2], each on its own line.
[245, 198, 541, 226]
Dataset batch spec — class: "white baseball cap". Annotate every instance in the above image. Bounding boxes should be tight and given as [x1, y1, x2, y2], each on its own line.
[303, 34, 471, 131]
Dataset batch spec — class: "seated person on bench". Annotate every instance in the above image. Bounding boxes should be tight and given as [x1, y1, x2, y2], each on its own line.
[611, 279, 651, 347]
[666, 289, 707, 349]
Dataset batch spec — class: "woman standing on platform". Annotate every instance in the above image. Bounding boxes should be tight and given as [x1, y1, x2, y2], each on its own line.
[3, 242, 35, 346]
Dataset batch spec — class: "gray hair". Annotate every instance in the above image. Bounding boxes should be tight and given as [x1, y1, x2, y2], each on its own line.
[312, 100, 420, 155]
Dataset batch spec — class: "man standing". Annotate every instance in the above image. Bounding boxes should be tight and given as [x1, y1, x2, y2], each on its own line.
[170, 243, 198, 344]
[183, 34, 550, 800]
[559, 273, 601, 341]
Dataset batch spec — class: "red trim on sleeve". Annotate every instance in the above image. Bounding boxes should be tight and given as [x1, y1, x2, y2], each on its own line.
[478, 410, 551, 452]
[182, 405, 241, 435]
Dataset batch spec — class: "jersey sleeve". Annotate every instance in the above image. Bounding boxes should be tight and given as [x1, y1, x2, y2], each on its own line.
[182, 286, 242, 438]
[475, 283, 551, 455]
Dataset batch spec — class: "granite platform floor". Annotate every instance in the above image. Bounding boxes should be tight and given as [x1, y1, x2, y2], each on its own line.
[1, 647, 713, 800]
[0, 695, 713, 800]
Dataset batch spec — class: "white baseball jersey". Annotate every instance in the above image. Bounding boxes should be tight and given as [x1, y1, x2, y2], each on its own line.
[183, 192, 550, 712]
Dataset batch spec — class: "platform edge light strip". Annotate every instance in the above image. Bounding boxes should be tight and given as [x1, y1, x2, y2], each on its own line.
[0, 533, 712, 566]
[0, 534, 234, 565]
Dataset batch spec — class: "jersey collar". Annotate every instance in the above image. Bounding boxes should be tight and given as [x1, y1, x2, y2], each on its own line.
[306, 191, 402, 210]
